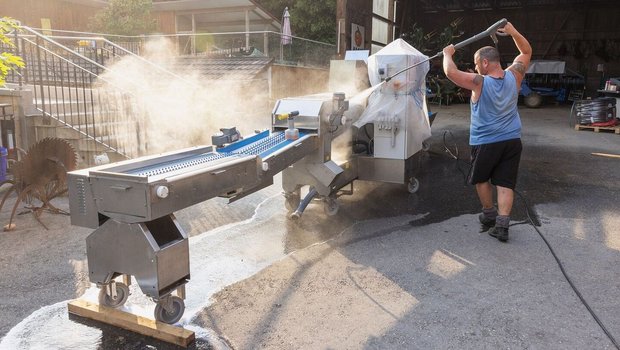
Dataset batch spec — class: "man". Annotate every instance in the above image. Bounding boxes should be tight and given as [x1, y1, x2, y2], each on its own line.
[442, 22, 531, 242]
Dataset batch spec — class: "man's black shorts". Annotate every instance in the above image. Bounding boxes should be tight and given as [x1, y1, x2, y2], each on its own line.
[468, 138, 522, 189]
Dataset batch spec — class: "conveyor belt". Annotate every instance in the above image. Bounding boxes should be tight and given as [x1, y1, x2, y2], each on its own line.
[124, 130, 307, 177]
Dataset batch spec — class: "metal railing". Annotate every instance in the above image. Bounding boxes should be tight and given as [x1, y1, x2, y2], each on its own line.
[26, 28, 336, 68]
[1, 27, 335, 164]
[2, 27, 152, 161]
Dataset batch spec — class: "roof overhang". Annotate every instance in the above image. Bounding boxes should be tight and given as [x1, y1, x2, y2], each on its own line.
[153, 0, 281, 32]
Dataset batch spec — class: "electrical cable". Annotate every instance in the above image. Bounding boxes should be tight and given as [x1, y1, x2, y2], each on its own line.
[440, 131, 620, 349]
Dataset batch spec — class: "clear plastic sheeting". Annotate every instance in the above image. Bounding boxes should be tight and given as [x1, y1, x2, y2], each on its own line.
[354, 39, 432, 158]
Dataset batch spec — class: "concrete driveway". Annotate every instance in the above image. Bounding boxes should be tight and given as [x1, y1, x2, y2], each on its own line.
[1, 103, 619, 349]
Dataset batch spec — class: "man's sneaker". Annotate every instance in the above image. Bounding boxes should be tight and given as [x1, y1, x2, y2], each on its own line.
[478, 213, 496, 227]
[488, 226, 509, 242]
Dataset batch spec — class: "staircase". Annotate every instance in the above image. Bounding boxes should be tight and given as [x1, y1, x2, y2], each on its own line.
[2, 27, 162, 166]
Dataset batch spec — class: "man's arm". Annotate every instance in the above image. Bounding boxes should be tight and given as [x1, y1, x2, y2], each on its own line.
[442, 45, 482, 96]
[499, 22, 532, 84]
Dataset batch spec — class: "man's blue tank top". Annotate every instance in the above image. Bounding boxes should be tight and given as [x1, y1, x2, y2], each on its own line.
[470, 70, 521, 145]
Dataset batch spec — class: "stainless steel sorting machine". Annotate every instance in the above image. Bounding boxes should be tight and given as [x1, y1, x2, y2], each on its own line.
[68, 93, 356, 323]
[68, 39, 436, 323]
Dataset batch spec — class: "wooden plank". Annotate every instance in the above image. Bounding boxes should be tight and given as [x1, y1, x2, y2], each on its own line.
[67, 300, 195, 347]
[592, 152, 620, 159]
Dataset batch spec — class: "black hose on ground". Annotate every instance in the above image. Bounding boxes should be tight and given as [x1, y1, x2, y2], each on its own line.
[439, 131, 620, 349]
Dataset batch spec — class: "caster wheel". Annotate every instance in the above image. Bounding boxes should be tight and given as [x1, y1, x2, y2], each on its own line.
[154, 296, 185, 324]
[98, 282, 129, 308]
[422, 141, 431, 152]
[323, 197, 339, 216]
[284, 192, 301, 211]
[407, 177, 420, 194]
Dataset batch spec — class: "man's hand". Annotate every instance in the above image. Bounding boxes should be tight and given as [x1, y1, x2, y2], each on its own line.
[443, 45, 456, 57]
[497, 22, 517, 37]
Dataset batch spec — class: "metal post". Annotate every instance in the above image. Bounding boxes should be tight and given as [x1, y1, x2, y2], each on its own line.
[13, 30, 23, 88]
[35, 35, 46, 115]
[245, 10, 250, 50]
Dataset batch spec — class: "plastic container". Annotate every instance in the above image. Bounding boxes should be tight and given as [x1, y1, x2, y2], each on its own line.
[0, 147, 7, 182]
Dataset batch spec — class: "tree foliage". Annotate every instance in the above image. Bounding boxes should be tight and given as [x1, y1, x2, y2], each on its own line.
[255, 0, 336, 44]
[401, 18, 464, 56]
[90, 0, 156, 36]
[0, 17, 25, 87]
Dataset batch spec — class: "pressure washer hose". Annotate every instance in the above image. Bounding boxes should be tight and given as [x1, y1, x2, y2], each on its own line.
[439, 132, 620, 349]
[290, 187, 318, 220]
[384, 18, 508, 82]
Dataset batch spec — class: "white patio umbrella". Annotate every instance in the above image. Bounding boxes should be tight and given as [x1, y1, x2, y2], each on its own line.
[281, 7, 292, 45]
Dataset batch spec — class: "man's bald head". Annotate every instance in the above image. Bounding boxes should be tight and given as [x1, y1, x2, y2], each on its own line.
[475, 46, 500, 63]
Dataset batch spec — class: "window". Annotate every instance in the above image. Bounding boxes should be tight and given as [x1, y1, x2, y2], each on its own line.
[372, 0, 395, 49]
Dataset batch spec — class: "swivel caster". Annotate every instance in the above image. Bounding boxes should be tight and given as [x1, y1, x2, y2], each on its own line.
[284, 191, 301, 212]
[98, 281, 130, 308]
[154, 295, 185, 324]
[422, 141, 431, 152]
[407, 177, 420, 194]
[323, 197, 340, 216]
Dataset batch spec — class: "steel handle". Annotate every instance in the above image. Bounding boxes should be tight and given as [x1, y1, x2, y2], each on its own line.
[453, 18, 507, 50]
[384, 19, 507, 82]
[110, 185, 132, 191]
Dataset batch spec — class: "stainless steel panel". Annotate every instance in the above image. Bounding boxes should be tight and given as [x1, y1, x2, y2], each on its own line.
[86, 215, 190, 299]
[272, 97, 326, 130]
[86, 220, 159, 289]
[262, 134, 319, 177]
[68, 170, 99, 229]
[156, 239, 190, 293]
[308, 160, 343, 187]
[87, 154, 260, 223]
[356, 156, 407, 184]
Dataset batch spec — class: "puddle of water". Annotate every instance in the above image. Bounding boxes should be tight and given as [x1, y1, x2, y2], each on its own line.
[0, 193, 288, 350]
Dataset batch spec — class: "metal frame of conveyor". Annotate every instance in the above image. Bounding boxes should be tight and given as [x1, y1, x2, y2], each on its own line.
[68, 127, 319, 323]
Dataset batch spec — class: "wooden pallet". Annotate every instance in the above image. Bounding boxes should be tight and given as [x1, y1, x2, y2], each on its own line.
[68, 300, 195, 347]
[574, 124, 620, 134]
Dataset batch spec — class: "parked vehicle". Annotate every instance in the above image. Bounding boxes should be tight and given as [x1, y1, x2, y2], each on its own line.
[520, 60, 585, 108]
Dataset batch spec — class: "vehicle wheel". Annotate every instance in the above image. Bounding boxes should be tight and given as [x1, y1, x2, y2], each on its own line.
[284, 191, 301, 211]
[98, 282, 129, 308]
[407, 177, 420, 194]
[323, 197, 339, 216]
[524, 92, 542, 108]
[154, 296, 185, 324]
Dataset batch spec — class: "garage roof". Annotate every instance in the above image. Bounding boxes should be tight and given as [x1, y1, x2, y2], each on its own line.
[417, 0, 615, 12]
[153, 0, 281, 32]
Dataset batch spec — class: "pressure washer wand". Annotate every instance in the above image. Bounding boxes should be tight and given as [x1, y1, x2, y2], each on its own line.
[384, 18, 508, 82]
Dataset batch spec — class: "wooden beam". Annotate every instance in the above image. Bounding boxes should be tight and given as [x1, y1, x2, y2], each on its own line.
[542, 10, 572, 59]
[67, 300, 195, 348]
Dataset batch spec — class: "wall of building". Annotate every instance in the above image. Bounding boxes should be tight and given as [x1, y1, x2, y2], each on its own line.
[406, 1, 620, 95]
[271, 65, 329, 102]
[0, 0, 102, 32]
[336, 0, 373, 59]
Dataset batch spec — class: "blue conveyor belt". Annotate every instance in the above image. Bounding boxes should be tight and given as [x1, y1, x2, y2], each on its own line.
[126, 130, 307, 177]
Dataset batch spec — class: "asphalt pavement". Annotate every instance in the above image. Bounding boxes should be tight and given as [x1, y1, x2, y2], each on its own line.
[1, 102, 619, 349]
